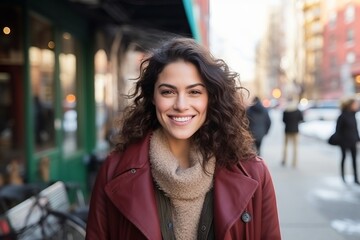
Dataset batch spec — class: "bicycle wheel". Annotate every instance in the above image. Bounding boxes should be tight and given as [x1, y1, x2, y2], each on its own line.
[49, 217, 86, 240]
[12, 210, 85, 240]
[45, 209, 86, 240]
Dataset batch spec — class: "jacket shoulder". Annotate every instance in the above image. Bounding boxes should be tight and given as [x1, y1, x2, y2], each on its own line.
[95, 151, 123, 182]
[101, 133, 152, 181]
[240, 156, 272, 182]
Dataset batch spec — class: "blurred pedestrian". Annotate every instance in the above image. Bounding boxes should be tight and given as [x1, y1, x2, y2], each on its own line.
[335, 98, 360, 184]
[282, 98, 303, 167]
[246, 96, 271, 155]
[86, 37, 281, 239]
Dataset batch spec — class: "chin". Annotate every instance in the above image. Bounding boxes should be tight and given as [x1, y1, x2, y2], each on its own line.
[168, 131, 196, 141]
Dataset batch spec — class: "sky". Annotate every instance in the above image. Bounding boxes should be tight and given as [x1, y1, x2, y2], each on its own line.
[209, 0, 279, 81]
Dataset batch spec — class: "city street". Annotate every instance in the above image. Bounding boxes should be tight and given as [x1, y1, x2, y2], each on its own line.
[262, 109, 360, 240]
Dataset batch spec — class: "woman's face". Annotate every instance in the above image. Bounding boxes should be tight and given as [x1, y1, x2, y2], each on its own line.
[153, 60, 208, 142]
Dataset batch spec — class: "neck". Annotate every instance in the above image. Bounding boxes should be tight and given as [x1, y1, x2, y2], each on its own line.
[164, 134, 191, 169]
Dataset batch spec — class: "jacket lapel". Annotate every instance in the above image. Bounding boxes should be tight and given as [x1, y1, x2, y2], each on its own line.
[104, 134, 162, 240]
[214, 164, 259, 239]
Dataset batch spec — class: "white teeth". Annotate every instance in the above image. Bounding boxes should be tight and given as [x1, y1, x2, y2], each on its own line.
[172, 116, 192, 122]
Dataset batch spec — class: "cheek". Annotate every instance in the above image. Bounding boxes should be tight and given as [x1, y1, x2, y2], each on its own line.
[195, 97, 209, 115]
[153, 97, 171, 113]
[194, 100, 208, 122]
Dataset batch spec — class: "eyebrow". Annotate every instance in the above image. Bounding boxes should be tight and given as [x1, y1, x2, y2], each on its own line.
[157, 83, 206, 89]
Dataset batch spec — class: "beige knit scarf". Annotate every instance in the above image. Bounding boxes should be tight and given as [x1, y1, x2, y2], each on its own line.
[149, 130, 215, 240]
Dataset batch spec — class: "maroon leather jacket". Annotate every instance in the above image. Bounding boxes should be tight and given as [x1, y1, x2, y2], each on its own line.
[86, 133, 281, 240]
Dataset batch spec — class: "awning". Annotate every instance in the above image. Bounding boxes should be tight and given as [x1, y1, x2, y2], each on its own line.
[66, 0, 196, 38]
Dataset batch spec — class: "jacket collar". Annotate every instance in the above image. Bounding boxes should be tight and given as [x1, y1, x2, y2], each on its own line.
[214, 162, 259, 239]
[104, 133, 163, 240]
[104, 132, 259, 239]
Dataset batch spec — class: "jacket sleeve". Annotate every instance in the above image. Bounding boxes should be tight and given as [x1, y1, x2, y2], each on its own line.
[260, 163, 281, 239]
[85, 156, 115, 239]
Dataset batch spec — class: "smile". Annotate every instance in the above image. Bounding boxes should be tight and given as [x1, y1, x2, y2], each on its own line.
[171, 116, 193, 123]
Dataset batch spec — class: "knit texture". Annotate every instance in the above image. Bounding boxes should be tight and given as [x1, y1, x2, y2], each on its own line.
[149, 130, 215, 240]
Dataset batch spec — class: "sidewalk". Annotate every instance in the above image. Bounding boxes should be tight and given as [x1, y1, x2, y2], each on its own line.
[262, 110, 349, 240]
[266, 159, 346, 240]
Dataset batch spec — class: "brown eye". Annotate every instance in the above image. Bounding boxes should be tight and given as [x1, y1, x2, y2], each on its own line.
[189, 89, 201, 95]
[160, 89, 175, 95]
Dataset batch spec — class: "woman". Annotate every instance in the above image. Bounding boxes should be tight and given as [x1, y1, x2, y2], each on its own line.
[86, 37, 281, 239]
[336, 98, 360, 184]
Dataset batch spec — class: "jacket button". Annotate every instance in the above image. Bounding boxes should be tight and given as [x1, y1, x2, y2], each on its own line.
[168, 222, 173, 229]
[201, 225, 206, 232]
[241, 211, 252, 223]
[130, 169, 136, 174]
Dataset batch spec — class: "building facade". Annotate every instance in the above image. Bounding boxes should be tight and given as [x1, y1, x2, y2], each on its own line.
[321, 0, 360, 99]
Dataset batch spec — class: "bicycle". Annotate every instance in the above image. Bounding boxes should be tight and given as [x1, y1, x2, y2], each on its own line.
[0, 181, 86, 240]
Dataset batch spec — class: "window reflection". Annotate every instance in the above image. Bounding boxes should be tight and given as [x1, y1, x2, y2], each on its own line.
[29, 15, 55, 151]
[94, 49, 111, 150]
[60, 33, 81, 154]
[0, 6, 24, 186]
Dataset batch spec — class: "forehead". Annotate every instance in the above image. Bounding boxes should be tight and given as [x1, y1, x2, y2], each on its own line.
[156, 61, 204, 86]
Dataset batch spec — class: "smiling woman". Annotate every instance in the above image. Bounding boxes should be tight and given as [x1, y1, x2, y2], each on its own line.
[153, 61, 208, 147]
[85, 37, 281, 240]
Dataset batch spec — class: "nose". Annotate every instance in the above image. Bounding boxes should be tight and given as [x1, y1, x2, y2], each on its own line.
[173, 94, 188, 111]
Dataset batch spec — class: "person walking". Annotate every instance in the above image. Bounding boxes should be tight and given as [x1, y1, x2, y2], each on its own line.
[246, 96, 271, 155]
[85, 37, 281, 239]
[282, 98, 303, 167]
[335, 98, 360, 184]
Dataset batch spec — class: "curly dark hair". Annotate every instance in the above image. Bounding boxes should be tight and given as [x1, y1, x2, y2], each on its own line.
[114, 37, 255, 167]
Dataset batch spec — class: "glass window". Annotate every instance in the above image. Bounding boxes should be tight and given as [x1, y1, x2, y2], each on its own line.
[0, 6, 25, 185]
[346, 52, 356, 64]
[59, 32, 81, 155]
[94, 49, 111, 151]
[29, 14, 56, 151]
[346, 29, 354, 44]
[329, 11, 337, 28]
[344, 5, 355, 23]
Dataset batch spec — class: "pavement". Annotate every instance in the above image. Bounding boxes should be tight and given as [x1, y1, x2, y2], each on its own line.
[261, 109, 360, 240]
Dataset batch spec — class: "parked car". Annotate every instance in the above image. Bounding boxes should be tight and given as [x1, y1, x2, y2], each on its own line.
[302, 100, 340, 122]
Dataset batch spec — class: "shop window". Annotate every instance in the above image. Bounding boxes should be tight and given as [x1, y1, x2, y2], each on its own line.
[29, 14, 56, 152]
[0, 6, 25, 185]
[59, 32, 81, 155]
[94, 49, 112, 150]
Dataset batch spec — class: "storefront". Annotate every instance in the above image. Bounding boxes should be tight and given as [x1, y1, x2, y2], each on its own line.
[0, 0, 98, 189]
[0, 0, 205, 192]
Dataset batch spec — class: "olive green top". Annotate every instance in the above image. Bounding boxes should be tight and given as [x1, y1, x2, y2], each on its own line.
[154, 186, 214, 240]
